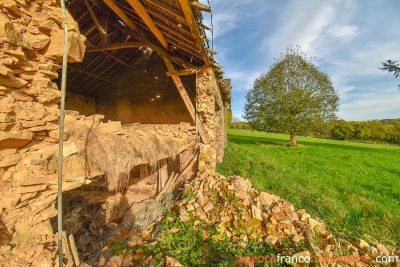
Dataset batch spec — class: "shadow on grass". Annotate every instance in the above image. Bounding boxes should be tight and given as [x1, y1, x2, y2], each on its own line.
[228, 133, 395, 154]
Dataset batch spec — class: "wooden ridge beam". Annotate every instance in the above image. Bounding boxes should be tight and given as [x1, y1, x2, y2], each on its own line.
[68, 66, 110, 82]
[86, 42, 146, 52]
[163, 58, 209, 144]
[190, 1, 211, 13]
[126, 0, 168, 49]
[84, 0, 106, 35]
[145, 0, 185, 20]
[177, 0, 208, 64]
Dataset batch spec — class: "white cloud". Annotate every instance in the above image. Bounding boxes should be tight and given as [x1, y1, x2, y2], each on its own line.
[339, 93, 400, 121]
[326, 25, 358, 40]
[264, 0, 338, 56]
[226, 70, 262, 92]
[210, 12, 240, 38]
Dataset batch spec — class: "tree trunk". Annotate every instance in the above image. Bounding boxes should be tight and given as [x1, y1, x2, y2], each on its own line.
[288, 133, 297, 147]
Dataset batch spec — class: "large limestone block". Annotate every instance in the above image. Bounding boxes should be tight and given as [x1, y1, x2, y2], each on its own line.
[25, 34, 50, 50]
[36, 88, 61, 103]
[44, 30, 86, 62]
[0, 130, 34, 148]
[0, 20, 32, 49]
[0, 153, 22, 168]
[0, 65, 28, 88]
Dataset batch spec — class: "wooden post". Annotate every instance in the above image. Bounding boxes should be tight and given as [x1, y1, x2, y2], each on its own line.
[159, 158, 168, 190]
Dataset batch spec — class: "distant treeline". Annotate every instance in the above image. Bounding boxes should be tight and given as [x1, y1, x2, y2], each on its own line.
[230, 118, 400, 145]
[330, 119, 400, 144]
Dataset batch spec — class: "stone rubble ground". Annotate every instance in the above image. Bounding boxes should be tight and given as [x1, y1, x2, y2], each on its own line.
[103, 173, 400, 267]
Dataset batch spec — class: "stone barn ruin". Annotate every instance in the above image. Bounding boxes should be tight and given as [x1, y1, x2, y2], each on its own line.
[0, 0, 231, 265]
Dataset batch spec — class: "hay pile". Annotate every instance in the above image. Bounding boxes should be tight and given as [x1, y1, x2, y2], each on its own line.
[65, 118, 181, 192]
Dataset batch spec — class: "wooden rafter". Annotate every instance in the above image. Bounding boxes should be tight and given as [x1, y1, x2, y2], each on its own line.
[190, 1, 211, 13]
[68, 66, 110, 82]
[145, 0, 185, 20]
[177, 0, 208, 64]
[163, 58, 209, 144]
[84, 0, 106, 35]
[126, 0, 168, 49]
[164, 36, 201, 57]
[166, 68, 200, 76]
[114, 3, 197, 54]
[109, 20, 196, 69]
[102, 0, 141, 34]
[82, 24, 96, 36]
[86, 42, 145, 52]
[86, 40, 132, 68]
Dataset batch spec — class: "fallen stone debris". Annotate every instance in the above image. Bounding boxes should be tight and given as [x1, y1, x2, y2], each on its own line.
[97, 173, 400, 266]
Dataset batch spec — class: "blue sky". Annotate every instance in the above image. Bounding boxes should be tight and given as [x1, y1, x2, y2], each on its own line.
[200, 0, 400, 121]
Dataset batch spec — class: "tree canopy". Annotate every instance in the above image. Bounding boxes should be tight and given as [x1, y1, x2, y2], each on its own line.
[244, 46, 339, 146]
[379, 59, 400, 89]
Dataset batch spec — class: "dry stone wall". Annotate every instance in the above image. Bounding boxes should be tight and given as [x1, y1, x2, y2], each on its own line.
[0, 0, 87, 262]
[0, 1, 227, 263]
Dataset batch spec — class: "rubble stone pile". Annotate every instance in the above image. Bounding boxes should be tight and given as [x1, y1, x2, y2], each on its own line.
[104, 173, 400, 266]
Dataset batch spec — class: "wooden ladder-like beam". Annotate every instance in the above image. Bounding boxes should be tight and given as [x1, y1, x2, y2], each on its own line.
[163, 58, 209, 144]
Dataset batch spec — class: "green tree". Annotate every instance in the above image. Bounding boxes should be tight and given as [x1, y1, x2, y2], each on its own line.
[380, 59, 400, 89]
[244, 46, 339, 146]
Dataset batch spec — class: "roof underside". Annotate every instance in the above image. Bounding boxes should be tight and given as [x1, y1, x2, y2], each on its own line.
[65, 0, 230, 98]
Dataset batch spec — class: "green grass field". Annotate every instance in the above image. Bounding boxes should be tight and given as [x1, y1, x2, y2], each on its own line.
[217, 129, 400, 246]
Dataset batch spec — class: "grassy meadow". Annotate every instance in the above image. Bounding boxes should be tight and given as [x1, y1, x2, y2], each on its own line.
[217, 129, 400, 246]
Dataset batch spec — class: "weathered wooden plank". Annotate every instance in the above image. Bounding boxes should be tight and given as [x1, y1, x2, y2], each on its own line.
[84, 0, 106, 35]
[177, 0, 208, 64]
[158, 158, 168, 190]
[109, 20, 196, 69]
[86, 42, 146, 52]
[145, 0, 185, 20]
[102, 0, 139, 32]
[163, 58, 209, 144]
[166, 68, 197, 76]
[68, 66, 110, 82]
[190, 1, 211, 13]
[126, 0, 168, 49]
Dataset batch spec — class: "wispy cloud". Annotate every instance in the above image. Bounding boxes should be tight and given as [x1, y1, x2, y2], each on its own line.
[200, 0, 400, 121]
[339, 93, 400, 121]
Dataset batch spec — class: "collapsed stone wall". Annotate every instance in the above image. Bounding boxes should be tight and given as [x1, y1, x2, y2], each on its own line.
[0, 0, 87, 261]
[196, 68, 227, 171]
[0, 1, 227, 264]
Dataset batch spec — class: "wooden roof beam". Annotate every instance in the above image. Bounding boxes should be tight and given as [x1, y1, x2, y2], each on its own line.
[206, 47, 217, 55]
[145, 0, 185, 20]
[163, 58, 209, 144]
[109, 20, 197, 69]
[166, 68, 198, 76]
[86, 42, 146, 52]
[84, 0, 107, 35]
[178, 0, 208, 64]
[102, 0, 140, 33]
[68, 66, 110, 82]
[190, 1, 211, 13]
[86, 40, 132, 68]
[126, 0, 168, 49]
